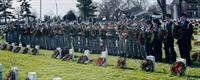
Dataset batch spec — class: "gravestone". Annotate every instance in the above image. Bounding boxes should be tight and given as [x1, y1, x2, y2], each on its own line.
[146, 55, 155, 71]
[0, 64, 2, 80]
[12, 67, 19, 80]
[28, 72, 37, 80]
[177, 58, 186, 66]
[56, 47, 62, 59]
[52, 77, 62, 80]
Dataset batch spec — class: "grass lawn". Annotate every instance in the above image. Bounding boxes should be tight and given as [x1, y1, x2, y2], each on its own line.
[0, 49, 200, 80]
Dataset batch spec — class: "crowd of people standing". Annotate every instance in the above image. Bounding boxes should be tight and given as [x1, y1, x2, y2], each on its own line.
[2, 13, 197, 66]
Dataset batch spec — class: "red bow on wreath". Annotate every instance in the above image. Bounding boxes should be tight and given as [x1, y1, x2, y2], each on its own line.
[171, 61, 186, 76]
[98, 58, 105, 65]
[175, 62, 181, 73]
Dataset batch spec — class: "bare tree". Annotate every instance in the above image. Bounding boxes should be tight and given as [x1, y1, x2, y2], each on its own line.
[98, 0, 148, 20]
[98, 0, 122, 19]
[157, 0, 167, 20]
[30, 9, 38, 22]
[14, 7, 21, 20]
[148, 3, 161, 14]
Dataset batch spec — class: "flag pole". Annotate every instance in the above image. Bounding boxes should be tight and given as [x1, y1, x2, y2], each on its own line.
[40, 0, 42, 23]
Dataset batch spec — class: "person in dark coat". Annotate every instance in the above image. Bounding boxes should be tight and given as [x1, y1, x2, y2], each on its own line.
[13, 21, 21, 44]
[164, 14, 177, 63]
[152, 19, 163, 62]
[177, 13, 194, 66]
[144, 20, 154, 57]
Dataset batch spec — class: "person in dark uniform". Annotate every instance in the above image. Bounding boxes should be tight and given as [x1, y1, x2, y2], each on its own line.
[7, 23, 14, 43]
[71, 23, 79, 51]
[152, 19, 163, 62]
[13, 21, 21, 44]
[21, 25, 29, 45]
[106, 22, 117, 55]
[92, 23, 100, 53]
[177, 13, 194, 66]
[78, 23, 86, 52]
[90, 25, 97, 53]
[63, 23, 71, 49]
[32, 25, 41, 48]
[164, 14, 177, 63]
[144, 20, 154, 56]
[119, 25, 129, 58]
[42, 25, 50, 49]
[99, 24, 107, 52]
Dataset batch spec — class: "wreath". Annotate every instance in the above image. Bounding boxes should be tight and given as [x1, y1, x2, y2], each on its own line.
[6, 70, 16, 80]
[77, 55, 89, 64]
[194, 31, 198, 35]
[191, 51, 200, 62]
[194, 41, 200, 46]
[13, 47, 21, 53]
[25, 78, 31, 80]
[97, 57, 107, 66]
[22, 48, 29, 54]
[7, 44, 13, 51]
[51, 50, 60, 59]
[1, 43, 7, 50]
[62, 54, 73, 61]
[171, 61, 186, 76]
[117, 57, 127, 69]
[141, 59, 154, 72]
[31, 48, 38, 55]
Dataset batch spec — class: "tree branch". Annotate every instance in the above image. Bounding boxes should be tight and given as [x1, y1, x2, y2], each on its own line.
[157, 0, 163, 9]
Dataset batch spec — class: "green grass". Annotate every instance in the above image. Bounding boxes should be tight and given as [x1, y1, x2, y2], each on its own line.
[0, 49, 200, 80]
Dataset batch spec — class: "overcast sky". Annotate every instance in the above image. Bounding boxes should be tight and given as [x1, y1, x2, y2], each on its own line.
[12, 0, 160, 18]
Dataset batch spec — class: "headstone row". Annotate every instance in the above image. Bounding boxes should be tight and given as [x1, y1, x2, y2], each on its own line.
[52, 47, 110, 66]
[0, 42, 40, 55]
[51, 47, 188, 76]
